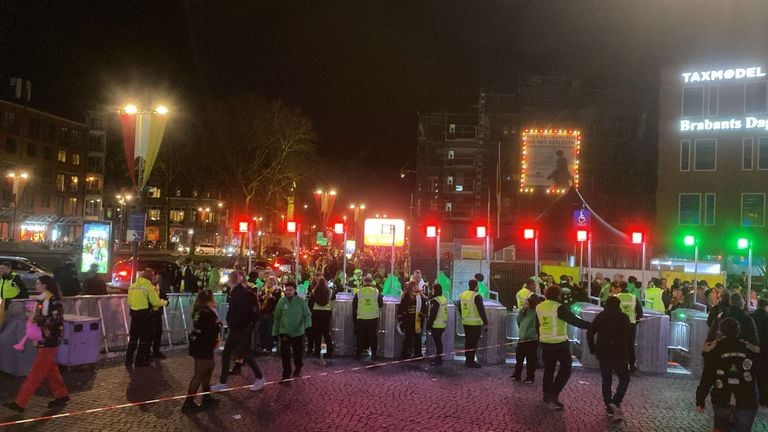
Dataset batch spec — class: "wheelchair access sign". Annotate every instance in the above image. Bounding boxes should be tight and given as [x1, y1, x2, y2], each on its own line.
[573, 209, 591, 229]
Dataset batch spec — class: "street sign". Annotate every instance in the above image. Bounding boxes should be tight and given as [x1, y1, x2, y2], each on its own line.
[316, 231, 327, 246]
[126, 212, 147, 242]
[573, 209, 591, 229]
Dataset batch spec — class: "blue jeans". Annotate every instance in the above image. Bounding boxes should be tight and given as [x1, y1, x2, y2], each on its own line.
[713, 406, 757, 432]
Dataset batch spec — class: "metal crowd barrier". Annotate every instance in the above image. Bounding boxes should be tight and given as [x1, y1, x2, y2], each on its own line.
[668, 321, 691, 352]
[505, 310, 519, 341]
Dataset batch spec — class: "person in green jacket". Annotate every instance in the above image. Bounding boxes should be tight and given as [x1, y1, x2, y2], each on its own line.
[272, 281, 312, 381]
[512, 293, 540, 383]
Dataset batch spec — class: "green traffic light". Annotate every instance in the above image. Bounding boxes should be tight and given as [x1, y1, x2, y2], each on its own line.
[684, 235, 696, 246]
[737, 238, 750, 250]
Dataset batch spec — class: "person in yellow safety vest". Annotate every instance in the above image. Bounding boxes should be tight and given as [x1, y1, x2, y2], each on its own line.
[645, 281, 665, 314]
[517, 279, 537, 310]
[0, 261, 28, 312]
[427, 283, 448, 366]
[536, 285, 591, 410]
[611, 281, 643, 373]
[458, 279, 488, 368]
[126, 269, 168, 367]
[352, 276, 383, 361]
[347, 269, 364, 294]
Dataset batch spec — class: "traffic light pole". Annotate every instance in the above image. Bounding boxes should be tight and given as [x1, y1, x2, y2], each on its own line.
[533, 235, 539, 278]
[693, 242, 699, 290]
[641, 240, 647, 299]
[342, 228, 348, 284]
[247, 228, 253, 274]
[435, 229, 441, 284]
[587, 238, 592, 285]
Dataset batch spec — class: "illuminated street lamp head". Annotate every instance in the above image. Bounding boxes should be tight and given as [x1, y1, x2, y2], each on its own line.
[360, 204, 366, 210]
[329, 190, 337, 196]
[737, 238, 750, 250]
[217, 202, 224, 208]
[197, 207, 203, 212]
[123, 104, 138, 115]
[684, 235, 696, 247]
[315, 190, 323, 195]
[154, 105, 169, 115]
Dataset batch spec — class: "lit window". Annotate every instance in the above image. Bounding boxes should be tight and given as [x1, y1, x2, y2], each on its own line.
[170, 209, 185, 223]
[68, 198, 78, 216]
[148, 208, 161, 221]
[678, 193, 701, 225]
[58, 150, 66, 163]
[147, 187, 161, 198]
[71, 153, 80, 165]
[742, 193, 766, 227]
[56, 174, 65, 192]
[69, 176, 79, 193]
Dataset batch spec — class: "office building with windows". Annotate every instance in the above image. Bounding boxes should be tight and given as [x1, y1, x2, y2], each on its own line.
[656, 63, 768, 255]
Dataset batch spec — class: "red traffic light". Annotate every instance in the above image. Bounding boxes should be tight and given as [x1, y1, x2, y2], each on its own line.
[476, 226, 487, 238]
[238, 221, 249, 233]
[333, 223, 345, 235]
[523, 228, 536, 240]
[631, 232, 644, 244]
[286, 221, 297, 233]
[426, 225, 438, 238]
[576, 229, 588, 242]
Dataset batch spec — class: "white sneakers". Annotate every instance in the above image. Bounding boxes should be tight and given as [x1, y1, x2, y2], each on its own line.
[250, 377, 266, 391]
[210, 383, 229, 392]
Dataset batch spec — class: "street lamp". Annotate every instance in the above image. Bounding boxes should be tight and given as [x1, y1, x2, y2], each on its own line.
[115, 193, 133, 245]
[426, 225, 440, 283]
[6, 171, 30, 241]
[738, 238, 753, 307]
[334, 222, 347, 283]
[523, 227, 539, 277]
[684, 235, 699, 288]
[631, 231, 647, 298]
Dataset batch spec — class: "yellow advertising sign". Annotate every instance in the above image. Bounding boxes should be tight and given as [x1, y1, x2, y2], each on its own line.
[364, 218, 405, 247]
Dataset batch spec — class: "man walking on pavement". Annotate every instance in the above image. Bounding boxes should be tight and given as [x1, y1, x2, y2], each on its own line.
[587, 296, 631, 420]
[459, 279, 488, 368]
[612, 281, 643, 373]
[126, 269, 167, 367]
[536, 285, 591, 410]
[212, 272, 265, 392]
[352, 276, 383, 360]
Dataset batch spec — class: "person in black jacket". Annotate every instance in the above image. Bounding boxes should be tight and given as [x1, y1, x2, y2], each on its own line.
[587, 296, 631, 418]
[182, 290, 222, 412]
[751, 298, 768, 406]
[696, 317, 759, 432]
[398, 281, 428, 360]
[53, 258, 81, 297]
[717, 294, 758, 345]
[307, 277, 335, 358]
[427, 283, 447, 366]
[211, 272, 265, 392]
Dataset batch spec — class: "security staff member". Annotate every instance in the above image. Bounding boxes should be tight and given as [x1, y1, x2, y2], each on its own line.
[644, 281, 665, 314]
[516, 279, 536, 310]
[347, 269, 364, 294]
[126, 269, 167, 367]
[536, 285, 591, 410]
[352, 276, 383, 361]
[427, 283, 448, 365]
[612, 281, 643, 373]
[0, 261, 28, 311]
[459, 279, 488, 368]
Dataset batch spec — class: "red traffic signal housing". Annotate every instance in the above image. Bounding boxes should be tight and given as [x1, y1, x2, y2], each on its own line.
[286, 221, 297, 233]
[425, 225, 438, 238]
[333, 223, 345, 235]
[476, 226, 487, 238]
[523, 228, 536, 240]
[238, 221, 249, 233]
[631, 232, 645, 244]
[576, 229, 589, 242]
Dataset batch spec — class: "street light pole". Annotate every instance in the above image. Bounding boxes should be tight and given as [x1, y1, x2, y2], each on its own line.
[436, 228, 441, 284]
[693, 242, 699, 290]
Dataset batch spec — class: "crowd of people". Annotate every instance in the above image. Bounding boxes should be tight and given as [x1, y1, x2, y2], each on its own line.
[3, 257, 767, 431]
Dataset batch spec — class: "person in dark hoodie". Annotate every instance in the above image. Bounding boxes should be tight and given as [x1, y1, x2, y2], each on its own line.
[696, 317, 760, 432]
[587, 296, 631, 419]
[750, 298, 768, 407]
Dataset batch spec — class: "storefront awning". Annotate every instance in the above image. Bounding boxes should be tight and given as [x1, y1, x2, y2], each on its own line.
[23, 214, 60, 224]
[57, 216, 83, 225]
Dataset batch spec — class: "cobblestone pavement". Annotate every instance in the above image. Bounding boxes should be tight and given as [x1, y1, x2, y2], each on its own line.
[1, 349, 768, 432]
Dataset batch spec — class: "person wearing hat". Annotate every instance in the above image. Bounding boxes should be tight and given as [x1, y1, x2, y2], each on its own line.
[587, 296, 631, 419]
[352, 276, 383, 360]
[126, 269, 168, 367]
[347, 268, 364, 294]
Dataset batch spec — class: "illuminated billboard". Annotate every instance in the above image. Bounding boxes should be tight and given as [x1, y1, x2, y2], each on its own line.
[364, 218, 406, 247]
[81, 221, 111, 274]
[520, 129, 580, 194]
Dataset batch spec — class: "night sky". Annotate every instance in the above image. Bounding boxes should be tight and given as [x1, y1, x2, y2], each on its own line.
[2, 0, 766, 214]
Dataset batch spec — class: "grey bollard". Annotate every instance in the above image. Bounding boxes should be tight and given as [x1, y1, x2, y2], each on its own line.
[377, 296, 403, 359]
[636, 309, 670, 373]
[330, 293, 355, 356]
[425, 303, 456, 361]
[579, 305, 603, 369]
[477, 299, 507, 365]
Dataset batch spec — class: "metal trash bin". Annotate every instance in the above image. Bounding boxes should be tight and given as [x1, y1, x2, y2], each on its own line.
[477, 299, 507, 365]
[636, 308, 670, 373]
[57, 315, 101, 366]
[0, 300, 38, 376]
[378, 296, 403, 359]
[426, 303, 456, 361]
[579, 304, 603, 369]
[331, 292, 355, 356]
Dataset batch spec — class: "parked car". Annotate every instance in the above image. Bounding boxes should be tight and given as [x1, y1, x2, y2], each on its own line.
[0, 256, 53, 294]
[263, 246, 295, 259]
[111, 258, 180, 290]
[196, 243, 223, 256]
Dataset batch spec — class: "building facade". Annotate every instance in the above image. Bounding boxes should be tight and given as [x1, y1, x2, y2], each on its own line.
[0, 99, 99, 243]
[657, 63, 768, 256]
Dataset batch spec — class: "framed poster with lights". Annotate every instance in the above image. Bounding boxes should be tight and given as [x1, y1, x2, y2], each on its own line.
[81, 221, 112, 274]
[519, 129, 581, 194]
